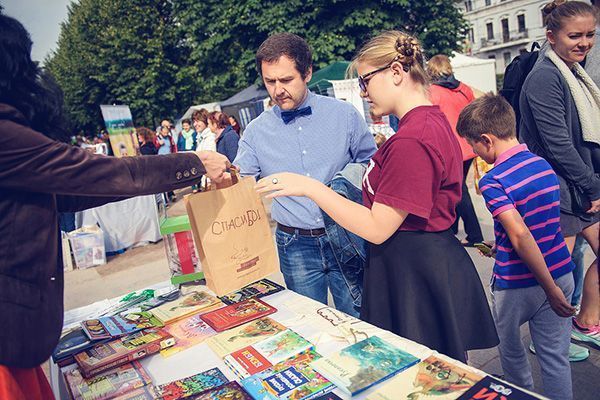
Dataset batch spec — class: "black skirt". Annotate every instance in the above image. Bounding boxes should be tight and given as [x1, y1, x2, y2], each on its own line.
[360, 229, 499, 361]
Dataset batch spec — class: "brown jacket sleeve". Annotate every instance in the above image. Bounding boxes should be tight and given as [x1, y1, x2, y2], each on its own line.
[0, 119, 206, 196]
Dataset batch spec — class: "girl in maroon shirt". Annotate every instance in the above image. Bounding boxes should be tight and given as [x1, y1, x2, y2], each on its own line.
[256, 31, 498, 361]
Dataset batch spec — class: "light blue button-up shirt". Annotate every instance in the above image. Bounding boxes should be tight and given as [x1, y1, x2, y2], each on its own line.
[234, 91, 377, 229]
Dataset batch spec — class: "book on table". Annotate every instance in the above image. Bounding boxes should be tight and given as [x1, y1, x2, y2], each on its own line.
[200, 298, 277, 332]
[63, 360, 153, 400]
[366, 354, 485, 400]
[218, 279, 285, 305]
[52, 328, 111, 367]
[156, 367, 229, 400]
[311, 336, 420, 397]
[160, 313, 217, 357]
[457, 376, 538, 400]
[74, 328, 175, 378]
[241, 349, 334, 400]
[81, 312, 164, 340]
[207, 317, 287, 358]
[223, 329, 313, 379]
[151, 290, 222, 325]
[189, 381, 253, 400]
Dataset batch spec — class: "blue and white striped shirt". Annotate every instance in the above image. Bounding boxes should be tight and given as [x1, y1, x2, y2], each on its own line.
[234, 91, 376, 229]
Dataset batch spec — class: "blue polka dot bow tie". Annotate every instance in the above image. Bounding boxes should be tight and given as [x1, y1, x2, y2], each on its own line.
[280, 106, 312, 124]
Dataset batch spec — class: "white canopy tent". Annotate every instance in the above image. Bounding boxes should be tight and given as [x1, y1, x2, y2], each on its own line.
[450, 52, 497, 94]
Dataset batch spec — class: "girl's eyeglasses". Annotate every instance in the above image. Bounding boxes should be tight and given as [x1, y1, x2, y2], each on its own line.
[358, 58, 408, 93]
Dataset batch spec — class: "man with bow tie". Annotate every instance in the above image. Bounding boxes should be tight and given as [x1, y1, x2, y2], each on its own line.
[234, 33, 376, 316]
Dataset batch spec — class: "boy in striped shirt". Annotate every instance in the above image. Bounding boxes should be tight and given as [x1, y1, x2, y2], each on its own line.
[457, 95, 576, 400]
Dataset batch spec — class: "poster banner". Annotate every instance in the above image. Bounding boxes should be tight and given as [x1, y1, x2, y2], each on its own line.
[100, 105, 139, 157]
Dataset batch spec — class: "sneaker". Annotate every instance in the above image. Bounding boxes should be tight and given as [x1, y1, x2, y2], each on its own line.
[528, 341, 589, 362]
[571, 319, 600, 348]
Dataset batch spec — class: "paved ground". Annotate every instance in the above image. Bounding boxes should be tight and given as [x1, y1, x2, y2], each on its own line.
[62, 183, 599, 399]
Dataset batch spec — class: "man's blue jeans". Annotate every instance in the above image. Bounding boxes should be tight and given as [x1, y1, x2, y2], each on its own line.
[571, 235, 588, 306]
[276, 228, 359, 317]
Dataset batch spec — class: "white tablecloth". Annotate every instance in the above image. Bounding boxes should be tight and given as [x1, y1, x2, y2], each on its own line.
[75, 195, 161, 253]
[50, 284, 536, 400]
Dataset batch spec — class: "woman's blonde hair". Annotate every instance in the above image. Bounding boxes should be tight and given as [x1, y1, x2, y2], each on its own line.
[426, 55, 453, 81]
[348, 30, 428, 87]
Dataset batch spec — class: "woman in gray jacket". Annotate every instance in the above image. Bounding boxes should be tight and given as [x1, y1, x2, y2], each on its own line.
[520, 0, 599, 344]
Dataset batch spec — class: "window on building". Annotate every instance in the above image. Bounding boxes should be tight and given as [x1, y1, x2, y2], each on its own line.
[488, 55, 496, 59]
[518, 14, 526, 32]
[501, 18, 509, 42]
[464, 0, 473, 12]
[487, 22, 494, 40]
[469, 28, 475, 44]
[485, 0, 491, 6]
[503, 51, 512, 67]
[519, 48, 527, 54]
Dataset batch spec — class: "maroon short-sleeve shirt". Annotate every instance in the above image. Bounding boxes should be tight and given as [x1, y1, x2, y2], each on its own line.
[362, 106, 463, 232]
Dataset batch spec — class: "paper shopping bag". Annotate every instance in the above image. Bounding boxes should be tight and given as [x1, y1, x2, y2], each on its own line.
[185, 172, 277, 296]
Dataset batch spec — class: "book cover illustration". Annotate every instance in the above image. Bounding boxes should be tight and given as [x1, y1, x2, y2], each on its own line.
[191, 381, 253, 400]
[151, 290, 222, 324]
[457, 376, 537, 400]
[157, 367, 229, 400]
[224, 330, 313, 379]
[241, 349, 334, 400]
[160, 313, 217, 357]
[75, 328, 175, 378]
[200, 298, 277, 332]
[367, 355, 484, 400]
[219, 279, 285, 305]
[63, 361, 151, 400]
[207, 317, 287, 358]
[311, 336, 420, 396]
[240, 349, 321, 398]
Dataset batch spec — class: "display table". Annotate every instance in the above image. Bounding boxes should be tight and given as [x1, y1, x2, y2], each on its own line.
[50, 283, 544, 400]
[75, 195, 161, 253]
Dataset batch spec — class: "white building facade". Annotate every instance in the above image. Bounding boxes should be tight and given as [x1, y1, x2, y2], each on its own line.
[458, 0, 593, 74]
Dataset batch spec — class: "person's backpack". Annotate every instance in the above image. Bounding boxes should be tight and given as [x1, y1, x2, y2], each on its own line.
[499, 42, 541, 135]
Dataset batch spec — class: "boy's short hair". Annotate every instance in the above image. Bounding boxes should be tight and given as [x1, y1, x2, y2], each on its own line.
[182, 118, 191, 125]
[456, 94, 517, 142]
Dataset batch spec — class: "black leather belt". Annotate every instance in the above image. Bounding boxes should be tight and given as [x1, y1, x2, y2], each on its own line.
[277, 223, 326, 237]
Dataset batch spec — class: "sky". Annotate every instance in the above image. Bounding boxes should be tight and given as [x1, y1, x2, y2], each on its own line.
[3, 0, 73, 62]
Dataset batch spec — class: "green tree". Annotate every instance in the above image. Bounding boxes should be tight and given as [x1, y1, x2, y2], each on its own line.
[47, 0, 466, 132]
[46, 0, 182, 134]
[172, 0, 467, 104]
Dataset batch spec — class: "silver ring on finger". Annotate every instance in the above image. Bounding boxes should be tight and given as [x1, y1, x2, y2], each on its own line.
[272, 178, 279, 184]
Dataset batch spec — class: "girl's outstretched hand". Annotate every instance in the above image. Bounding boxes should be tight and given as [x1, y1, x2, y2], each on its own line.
[255, 173, 321, 199]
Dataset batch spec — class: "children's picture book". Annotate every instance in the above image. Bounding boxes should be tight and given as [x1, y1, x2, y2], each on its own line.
[310, 394, 342, 400]
[200, 298, 277, 332]
[366, 355, 485, 400]
[82, 317, 139, 340]
[207, 317, 287, 358]
[219, 279, 285, 305]
[156, 367, 229, 400]
[74, 328, 175, 378]
[311, 336, 420, 396]
[160, 313, 217, 357]
[151, 291, 222, 325]
[457, 376, 537, 400]
[112, 385, 160, 399]
[241, 349, 334, 400]
[224, 329, 313, 379]
[191, 381, 253, 400]
[81, 313, 164, 340]
[63, 361, 152, 400]
[52, 328, 112, 367]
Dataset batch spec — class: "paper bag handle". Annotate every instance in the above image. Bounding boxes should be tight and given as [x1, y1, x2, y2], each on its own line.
[204, 165, 240, 191]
